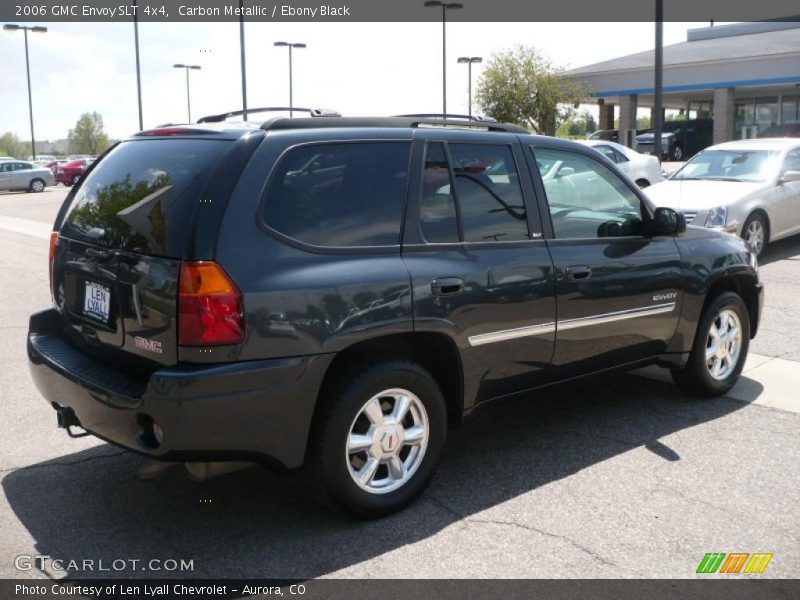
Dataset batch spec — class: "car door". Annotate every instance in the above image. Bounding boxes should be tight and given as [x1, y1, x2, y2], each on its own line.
[527, 143, 683, 373]
[771, 147, 800, 237]
[0, 162, 13, 190]
[13, 162, 32, 188]
[402, 132, 556, 408]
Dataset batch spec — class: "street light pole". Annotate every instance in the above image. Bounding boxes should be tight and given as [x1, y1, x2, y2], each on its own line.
[653, 0, 664, 162]
[239, 0, 248, 121]
[424, 1, 463, 119]
[3, 24, 47, 160]
[173, 64, 201, 123]
[274, 42, 306, 117]
[457, 56, 482, 117]
[133, 0, 143, 130]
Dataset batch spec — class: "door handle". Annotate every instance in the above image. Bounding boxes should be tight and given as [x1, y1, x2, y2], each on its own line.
[565, 265, 592, 281]
[431, 277, 464, 296]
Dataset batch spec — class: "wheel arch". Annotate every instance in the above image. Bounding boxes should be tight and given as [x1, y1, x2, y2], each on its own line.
[309, 332, 465, 447]
[703, 274, 761, 339]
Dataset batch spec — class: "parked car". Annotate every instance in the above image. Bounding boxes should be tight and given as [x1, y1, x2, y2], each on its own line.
[587, 128, 619, 142]
[0, 156, 15, 162]
[28, 113, 762, 518]
[645, 138, 800, 257]
[55, 158, 94, 186]
[759, 123, 800, 138]
[637, 118, 714, 161]
[0, 160, 55, 192]
[579, 139, 663, 187]
[28, 154, 57, 164]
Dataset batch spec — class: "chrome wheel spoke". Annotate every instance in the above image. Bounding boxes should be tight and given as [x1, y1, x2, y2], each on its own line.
[364, 397, 385, 426]
[705, 344, 716, 361]
[387, 457, 405, 481]
[705, 309, 743, 381]
[348, 433, 373, 454]
[358, 456, 380, 485]
[391, 395, 410, 424]
[404, 425, 425, 446]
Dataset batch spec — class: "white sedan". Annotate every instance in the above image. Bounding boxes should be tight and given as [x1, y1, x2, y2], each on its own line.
[578, 139, 664, 187]
[645, 138, 800, 257]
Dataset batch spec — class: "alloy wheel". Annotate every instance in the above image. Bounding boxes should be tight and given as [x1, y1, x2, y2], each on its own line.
[745, 220, 765, 256]
[31, 180, 44, 192]
[345, 388, 429, 494]
[705, 309, 742, 380]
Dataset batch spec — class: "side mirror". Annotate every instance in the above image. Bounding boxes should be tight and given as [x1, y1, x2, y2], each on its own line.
[652, 207, 686, 236]
[778, 170, 800, 185]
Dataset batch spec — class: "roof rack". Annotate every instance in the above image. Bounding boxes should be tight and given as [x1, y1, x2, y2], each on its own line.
[197, 107, 341, 124]
[395, 113, 498, 123]
[260, 116, 528, 134]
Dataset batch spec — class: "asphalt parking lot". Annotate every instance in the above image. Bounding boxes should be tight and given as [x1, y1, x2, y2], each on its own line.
[0, 187, 798, 580]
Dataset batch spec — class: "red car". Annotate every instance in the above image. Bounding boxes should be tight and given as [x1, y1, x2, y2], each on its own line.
[55, 158, 94, 186]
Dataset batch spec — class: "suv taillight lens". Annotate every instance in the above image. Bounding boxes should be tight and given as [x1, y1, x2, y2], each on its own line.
[49, 232, 59, 303]
[178, 261, 244, 346]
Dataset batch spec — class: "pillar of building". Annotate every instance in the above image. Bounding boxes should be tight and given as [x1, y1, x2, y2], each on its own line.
[650, 106, 665, 128]
[713, 87, 735, 144]
[598, 100, 615, 130]
[618, 94, 638, 147]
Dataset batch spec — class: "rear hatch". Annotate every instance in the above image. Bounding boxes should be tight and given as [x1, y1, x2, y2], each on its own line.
[53, 136, 234, 368]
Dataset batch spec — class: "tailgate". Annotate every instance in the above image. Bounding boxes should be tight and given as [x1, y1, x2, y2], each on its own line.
[53, 137, 234, 367]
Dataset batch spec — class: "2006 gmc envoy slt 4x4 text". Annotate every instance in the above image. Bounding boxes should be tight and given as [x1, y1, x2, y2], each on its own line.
[27, 109, 763, 517]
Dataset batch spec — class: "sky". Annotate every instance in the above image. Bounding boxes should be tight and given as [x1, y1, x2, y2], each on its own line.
[0, 21, 716, 142]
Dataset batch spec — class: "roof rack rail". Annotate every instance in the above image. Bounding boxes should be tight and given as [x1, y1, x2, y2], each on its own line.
[395, 113, 497, 123]
[260, 116, 528, 134]
[197, 107, 340, 124]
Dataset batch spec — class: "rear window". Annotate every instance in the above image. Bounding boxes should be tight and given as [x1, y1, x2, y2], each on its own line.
[60, 139, 229, 256]
[262, 142, 410, 248]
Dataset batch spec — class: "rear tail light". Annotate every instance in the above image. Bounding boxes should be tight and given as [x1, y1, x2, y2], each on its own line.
[178, 261, 244, 346]
[48, 232, 59, 303]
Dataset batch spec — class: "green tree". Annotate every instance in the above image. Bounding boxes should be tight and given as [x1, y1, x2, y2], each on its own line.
[475, 46, 585, 135]
[68, 112, 110, 155]
[0, 132, 30, 158]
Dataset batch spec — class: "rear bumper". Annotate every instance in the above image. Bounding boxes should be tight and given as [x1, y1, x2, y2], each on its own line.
[27, 309, 332, 468]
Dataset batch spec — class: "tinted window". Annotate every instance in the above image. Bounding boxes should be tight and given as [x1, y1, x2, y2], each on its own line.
[533, 147, 642, 239]
[449, 143, 528, 242]
[263, 142, 410, 247]
[420, 142, 459, 243]
[61, 139, 228, 256]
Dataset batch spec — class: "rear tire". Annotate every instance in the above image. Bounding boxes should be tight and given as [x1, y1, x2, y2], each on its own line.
[670, 143, 684, 161]
[671, 291, 750, 397]
[29, 178, 45, 193]
[71, 174, 81, 186]
[309, 360, 447, 518]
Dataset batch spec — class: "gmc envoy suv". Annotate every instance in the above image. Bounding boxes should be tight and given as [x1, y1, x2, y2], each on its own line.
[27, 110, 763, 517]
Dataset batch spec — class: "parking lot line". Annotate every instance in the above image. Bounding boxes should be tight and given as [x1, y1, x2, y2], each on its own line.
[0, 215, 51, 240]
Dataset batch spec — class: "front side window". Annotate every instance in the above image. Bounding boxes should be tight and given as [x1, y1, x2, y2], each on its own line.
[449, 143, 528, 242]
[533, 147, 643, 239]
[263, 142, 410, 248]
[781, 148, 800, 175]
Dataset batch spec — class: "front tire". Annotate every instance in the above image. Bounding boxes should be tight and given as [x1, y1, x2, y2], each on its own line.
[671, 291, 750, 397]
[670, 143, 684, 161]
[29, 178, 45, 193]
[742, 213, 768, 258]
[310, 361, 447, 518]
[71, 174, 81, 186]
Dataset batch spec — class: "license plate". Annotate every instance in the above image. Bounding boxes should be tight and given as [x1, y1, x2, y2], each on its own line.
[83, 282, 110, 323]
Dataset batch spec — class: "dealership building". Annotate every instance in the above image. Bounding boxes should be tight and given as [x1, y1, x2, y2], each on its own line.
[562, 21, 800, 146]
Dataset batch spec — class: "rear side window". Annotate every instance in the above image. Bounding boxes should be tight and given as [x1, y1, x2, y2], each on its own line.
[60, 139, 229, 256]
[262, 142, 410, 248]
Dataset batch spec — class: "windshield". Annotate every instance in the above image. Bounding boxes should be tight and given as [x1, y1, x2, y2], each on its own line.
[670, 149, 778, 183]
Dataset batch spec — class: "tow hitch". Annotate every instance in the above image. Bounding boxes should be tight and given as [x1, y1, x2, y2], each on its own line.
[53, 403, 90, 438]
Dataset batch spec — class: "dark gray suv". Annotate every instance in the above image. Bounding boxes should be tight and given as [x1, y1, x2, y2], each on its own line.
[28, 110, 762, 517]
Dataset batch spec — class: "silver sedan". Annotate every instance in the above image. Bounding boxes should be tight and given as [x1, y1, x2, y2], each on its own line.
[0, 160, 56, 193]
